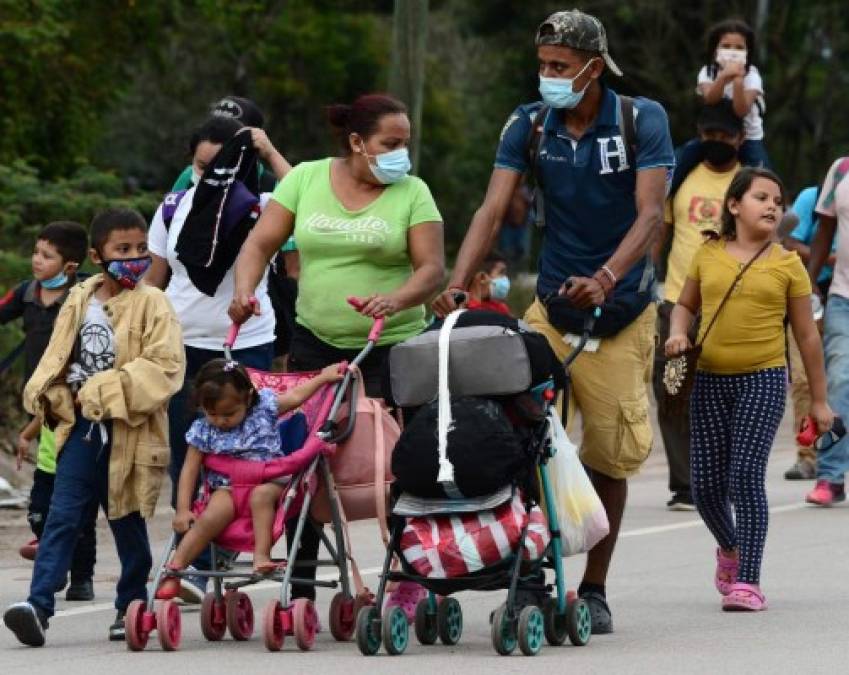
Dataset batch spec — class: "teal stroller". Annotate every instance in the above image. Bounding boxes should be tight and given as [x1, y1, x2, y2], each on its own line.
[355, 307, 601, 656]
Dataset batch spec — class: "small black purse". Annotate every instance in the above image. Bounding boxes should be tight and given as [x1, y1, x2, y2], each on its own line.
[663, 241, 770, 412]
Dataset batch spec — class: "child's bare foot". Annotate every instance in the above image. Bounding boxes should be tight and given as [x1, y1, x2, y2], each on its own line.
[253, 554, 281, 575]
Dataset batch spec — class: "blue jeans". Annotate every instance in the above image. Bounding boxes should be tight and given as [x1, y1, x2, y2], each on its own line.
[28, 468, 98, 583]
[167, 342, 274, 573]
[819, 295, 849, 482]
[28, 419, 151, 618]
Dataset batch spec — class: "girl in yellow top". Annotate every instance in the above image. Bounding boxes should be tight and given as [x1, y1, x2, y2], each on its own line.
[666, 167, 833, 612]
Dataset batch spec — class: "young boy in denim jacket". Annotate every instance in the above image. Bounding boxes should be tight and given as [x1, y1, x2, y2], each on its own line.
[3, 209, 185, 646]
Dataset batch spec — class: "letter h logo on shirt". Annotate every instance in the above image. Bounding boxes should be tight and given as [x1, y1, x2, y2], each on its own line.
[597, 135, 629, 174]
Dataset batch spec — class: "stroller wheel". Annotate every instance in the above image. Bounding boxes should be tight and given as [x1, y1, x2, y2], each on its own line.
[382, 605, 409, 656]
[542, 598, 567, 646]
[263, 599, 285, 652]
[566, 598, 592, 647]
[517, 605, 544, 656]
[293, 598, 319, 651]
[329, 592, 356, 642]
[124, 599, 151, 652]
[355, 606, 381, 656]
[436, 597, 462, 646]
[200, 593, 227, 641]
[156, 600, 182, 652]
[225, 591, 254, 641]
[414, 598, 438, 645]
[490, 602, 517, 656]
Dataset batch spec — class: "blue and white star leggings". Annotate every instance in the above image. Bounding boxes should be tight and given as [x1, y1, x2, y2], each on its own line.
[690, 367, 786, 585]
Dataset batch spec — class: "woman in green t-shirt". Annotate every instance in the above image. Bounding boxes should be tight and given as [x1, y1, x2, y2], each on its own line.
[230, 93, 444, 394]
[229, 94, 444, 611]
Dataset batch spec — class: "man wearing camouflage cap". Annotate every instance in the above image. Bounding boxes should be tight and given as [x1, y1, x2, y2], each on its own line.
[434, 9, 674, 634]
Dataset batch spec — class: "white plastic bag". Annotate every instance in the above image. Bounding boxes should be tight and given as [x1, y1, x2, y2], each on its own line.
[545, 412, 610, 556]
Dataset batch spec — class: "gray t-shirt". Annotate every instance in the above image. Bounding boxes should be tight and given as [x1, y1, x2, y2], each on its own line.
[67, 298, 115, 388]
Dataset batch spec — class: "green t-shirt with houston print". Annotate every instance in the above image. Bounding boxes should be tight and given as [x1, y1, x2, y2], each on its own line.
[271, 158, 441, 348]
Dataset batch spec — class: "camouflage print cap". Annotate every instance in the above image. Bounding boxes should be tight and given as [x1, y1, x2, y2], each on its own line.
[535, 9, 623, 77]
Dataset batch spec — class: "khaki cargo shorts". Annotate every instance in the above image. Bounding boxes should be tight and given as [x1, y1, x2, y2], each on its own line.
[524, 298, 656, 479]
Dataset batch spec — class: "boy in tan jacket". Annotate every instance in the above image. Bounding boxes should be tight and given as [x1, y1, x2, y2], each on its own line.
[3, 209, 185, 647]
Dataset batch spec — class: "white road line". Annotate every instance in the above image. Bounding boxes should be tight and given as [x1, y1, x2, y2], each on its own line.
[52, 566, 385, 619]
[51, 502, 810, 619]
[620, 502, 806, 538]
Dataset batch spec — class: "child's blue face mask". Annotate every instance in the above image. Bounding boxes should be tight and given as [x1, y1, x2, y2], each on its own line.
[490, 275, 511, 299]
[41, 270, 69, 289]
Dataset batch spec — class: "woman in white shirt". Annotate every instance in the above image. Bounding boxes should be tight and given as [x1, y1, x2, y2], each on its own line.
[145, 116, 288, 598]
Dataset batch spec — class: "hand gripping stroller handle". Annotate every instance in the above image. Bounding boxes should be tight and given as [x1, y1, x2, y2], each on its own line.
[346, 296, 385, 344]
[562, 305, 602, 370]
[223, 296, 258, 359]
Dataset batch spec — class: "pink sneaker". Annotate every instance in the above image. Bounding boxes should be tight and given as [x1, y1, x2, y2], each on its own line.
[806, 480, 846, 507]
[384, 581, 427, 624]
[721, 582, 767, 611]
[714, 548, 739, 596]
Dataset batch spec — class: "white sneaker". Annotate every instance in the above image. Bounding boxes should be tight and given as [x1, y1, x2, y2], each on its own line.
[178, 566, 207, 604]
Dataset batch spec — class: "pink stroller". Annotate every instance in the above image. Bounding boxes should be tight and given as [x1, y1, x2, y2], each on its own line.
[124, 309, 386, 652]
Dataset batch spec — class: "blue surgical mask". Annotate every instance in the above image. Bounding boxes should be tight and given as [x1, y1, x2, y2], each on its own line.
[490, 275, 511, 300]
[364, 147, 411, 184]
[40, 270, 69, 289]
[538, 58, 597, 109]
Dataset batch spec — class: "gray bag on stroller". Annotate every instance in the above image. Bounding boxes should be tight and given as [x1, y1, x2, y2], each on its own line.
[389, 324, 533, 407]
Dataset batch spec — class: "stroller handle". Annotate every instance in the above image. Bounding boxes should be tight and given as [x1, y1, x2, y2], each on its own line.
[562, 305, 602, 370]
[316, 298, 389, 443]
[346, 296, 385, 345]
[223, 296, 258, 360]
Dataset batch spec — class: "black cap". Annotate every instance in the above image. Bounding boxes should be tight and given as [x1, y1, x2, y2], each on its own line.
[697, 100, 743, 135]
[211, 96, 265, 128]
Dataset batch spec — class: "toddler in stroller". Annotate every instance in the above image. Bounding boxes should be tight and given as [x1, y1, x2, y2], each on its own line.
[126, 309, 388, 652]
[155, 358, 343, 599]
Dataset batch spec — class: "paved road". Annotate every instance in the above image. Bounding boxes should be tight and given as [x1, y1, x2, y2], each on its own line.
[1, 410, 847, 674]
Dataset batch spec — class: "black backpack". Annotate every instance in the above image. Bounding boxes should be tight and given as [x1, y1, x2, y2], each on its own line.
[391, 396, 529, 499]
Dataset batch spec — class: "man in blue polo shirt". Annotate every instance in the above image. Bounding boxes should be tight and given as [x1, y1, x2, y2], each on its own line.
[434, 9, 674, 634]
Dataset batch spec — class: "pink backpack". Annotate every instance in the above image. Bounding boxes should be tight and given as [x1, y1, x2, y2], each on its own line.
[310, 366, 399, 534]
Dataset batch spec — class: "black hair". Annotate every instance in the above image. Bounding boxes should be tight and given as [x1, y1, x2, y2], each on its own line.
[481, 250, 508, 275]
[193, 358, 259, 412]
[188, 116, 244, 157]
[696, 100, 744, 135]
[37, 221, 88, 265]
[89, 208, 147, 253]
[706, 19, 756, 78]
[711, 167, 786, 240]
[326, 93, 408, 155]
